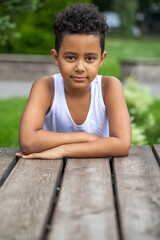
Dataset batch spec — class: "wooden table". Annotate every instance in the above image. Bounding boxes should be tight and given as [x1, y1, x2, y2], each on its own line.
[0, 145, 160, 240]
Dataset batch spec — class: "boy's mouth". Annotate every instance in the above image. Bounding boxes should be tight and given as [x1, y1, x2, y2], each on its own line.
[71, 76, 87, 81]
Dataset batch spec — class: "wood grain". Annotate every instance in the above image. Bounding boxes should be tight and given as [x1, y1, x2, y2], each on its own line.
[48, 158, 118, 240]
[0, 148, 19, 186]
[152, 144, 160, 166]
[0, 157, 63, 240]
[114, 145, 160, 240]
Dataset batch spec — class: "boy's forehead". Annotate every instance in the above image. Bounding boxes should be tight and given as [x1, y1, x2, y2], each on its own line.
[60, 34, 101, 52]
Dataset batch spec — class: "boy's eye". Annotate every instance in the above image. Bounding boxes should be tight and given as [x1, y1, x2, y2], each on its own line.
[86, 56, 94, 62]
[66, 56, 76, 61]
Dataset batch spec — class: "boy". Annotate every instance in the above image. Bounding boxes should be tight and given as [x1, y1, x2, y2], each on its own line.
[16, 3, 131, 159]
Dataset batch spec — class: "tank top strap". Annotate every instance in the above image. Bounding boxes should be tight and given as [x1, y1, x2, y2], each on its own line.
[91, 75, 105, 110]
[53, 73, 63, 100]
[45, 73, 65, 118]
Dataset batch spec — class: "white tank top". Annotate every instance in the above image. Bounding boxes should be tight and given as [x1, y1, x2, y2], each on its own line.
[43, 73, 109, 137]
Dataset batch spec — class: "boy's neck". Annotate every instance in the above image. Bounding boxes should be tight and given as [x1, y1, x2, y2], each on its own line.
[64, 83, 91, 97]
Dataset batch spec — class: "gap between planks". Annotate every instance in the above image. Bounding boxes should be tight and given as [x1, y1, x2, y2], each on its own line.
[152, 145, 160, 167]
[0, 148, 19, 187]
[41, 157, 67, 240]
[109, 157, 124, 240]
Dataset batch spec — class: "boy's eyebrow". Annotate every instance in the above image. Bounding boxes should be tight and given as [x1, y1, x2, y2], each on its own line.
[63, 51, 98, 56]
[63, 51, 76, 55]
[85, 52, 98, 56]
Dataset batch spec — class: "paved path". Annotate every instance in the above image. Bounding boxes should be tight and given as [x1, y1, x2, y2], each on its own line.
[0, 80, 160, 99]
[0, 80, 33, 98]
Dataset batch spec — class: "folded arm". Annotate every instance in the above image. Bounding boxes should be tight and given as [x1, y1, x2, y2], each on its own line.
[19, 136, 130, 159]
[19, 76, 100, 155]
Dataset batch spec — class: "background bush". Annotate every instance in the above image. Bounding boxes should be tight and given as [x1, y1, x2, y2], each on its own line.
[124, 76, 160, 146]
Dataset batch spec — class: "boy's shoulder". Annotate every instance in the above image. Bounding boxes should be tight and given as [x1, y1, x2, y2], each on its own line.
[34, 75, 54, 86]
[30, 75, 54, 102]
[102, 75, 122, 92]
[32, 75, 54, 93]
[28, 75, 55, 114]
[101, 75, 124, 104]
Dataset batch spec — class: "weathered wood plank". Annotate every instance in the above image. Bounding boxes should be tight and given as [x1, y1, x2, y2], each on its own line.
[0, 148, 19, 187]
[48, 158, 118, 240]
[114, 145, 160, 240]
[152, 144, 160, 166]
[0, 158, 63, 240]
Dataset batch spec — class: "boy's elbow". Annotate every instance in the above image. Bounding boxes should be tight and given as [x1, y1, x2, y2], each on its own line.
[122, 147, 130, 157]
[120, 141, 131, 157]
[111, 138, 131, 157]
[20, 144, 32, 155]
[20, 138, 34, 155]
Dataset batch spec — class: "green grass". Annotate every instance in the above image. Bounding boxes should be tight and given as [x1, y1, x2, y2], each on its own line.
[0, 97, 28, 148]
[99, 37, 160, 78]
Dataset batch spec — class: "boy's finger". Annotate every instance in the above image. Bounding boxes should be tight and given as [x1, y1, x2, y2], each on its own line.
[22, 153, 40, 159]
[15, 152, 23, 157]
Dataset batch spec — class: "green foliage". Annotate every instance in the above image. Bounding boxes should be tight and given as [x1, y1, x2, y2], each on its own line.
[0, 15, 19, 46]
[0, 0, 49, 46]
[92, 0, 112, 11]
[138, 0, 160, 11]
[92, 0, 160, 12]
[124, 76, 160, 146]
[0, 0, 91, 53]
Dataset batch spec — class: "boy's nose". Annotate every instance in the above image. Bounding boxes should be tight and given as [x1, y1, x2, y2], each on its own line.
[75, 61, 85, 72]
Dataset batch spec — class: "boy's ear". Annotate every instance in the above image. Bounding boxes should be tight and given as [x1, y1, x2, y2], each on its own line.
[99, 51, 107, 68]
[51, 49, 59, 66]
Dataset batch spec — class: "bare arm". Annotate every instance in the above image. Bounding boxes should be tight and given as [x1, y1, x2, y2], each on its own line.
[19, 76, 131, 159]
[19, 76, 100, 155]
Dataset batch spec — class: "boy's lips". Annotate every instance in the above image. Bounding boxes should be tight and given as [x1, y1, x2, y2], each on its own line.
[71, 76, 87, 81]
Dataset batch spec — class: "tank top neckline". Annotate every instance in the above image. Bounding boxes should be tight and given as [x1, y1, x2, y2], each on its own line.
[61, 76, 95, 128]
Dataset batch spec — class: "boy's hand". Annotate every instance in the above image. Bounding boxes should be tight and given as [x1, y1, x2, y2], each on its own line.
[15, 146, 64, 160]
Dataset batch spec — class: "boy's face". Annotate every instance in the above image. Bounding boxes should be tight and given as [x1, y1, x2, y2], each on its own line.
[51, 34, 106, 91]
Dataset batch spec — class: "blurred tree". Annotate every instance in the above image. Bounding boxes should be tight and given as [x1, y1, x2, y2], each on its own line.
[92, 0, 112, 11]
[138, 0, 160, 11]
[113, 0, 138, 36]
[92, 0, 160, 37]
[0, 0, 90, 53]
[0, 0, 50, 46]
[92, 0, 160, 12]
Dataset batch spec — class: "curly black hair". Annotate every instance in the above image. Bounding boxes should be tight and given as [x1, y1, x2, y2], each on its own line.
[53, 3, 109, 54]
